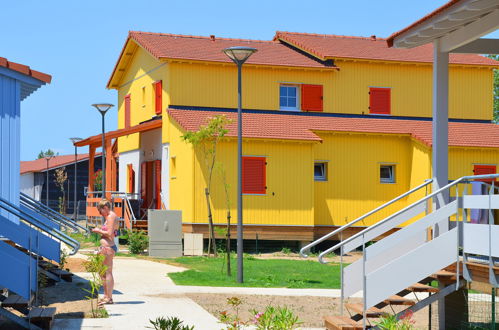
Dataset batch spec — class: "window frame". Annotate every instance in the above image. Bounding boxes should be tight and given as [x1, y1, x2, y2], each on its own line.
[279, 84, 300, 111]
[380, 164, 396, 184]
[314, 161, 328, 181]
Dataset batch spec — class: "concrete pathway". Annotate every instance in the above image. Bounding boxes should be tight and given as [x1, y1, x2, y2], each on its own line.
[53, 257, 221, 329]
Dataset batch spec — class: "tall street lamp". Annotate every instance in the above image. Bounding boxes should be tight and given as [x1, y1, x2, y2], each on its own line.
[45, 155, 54, 207]
[223, 46, 257, 283]
[70, 137, 82, 220]
[91, 103, 114, 197]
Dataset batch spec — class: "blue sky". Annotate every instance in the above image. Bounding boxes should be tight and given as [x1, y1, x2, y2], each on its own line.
[2, 1, 497, 160]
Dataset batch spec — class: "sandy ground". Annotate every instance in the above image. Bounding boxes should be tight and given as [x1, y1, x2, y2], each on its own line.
[185, 293, 437, 328]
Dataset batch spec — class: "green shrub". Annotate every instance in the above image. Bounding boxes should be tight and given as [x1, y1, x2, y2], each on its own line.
[128, 230, 149, 254]
[375, 310, 416, 330]
[251, 305, 301, 330]
[148, 316, 194, 330]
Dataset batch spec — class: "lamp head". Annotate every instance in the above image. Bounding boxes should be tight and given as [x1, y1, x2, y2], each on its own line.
[69, 137, 82, 144]
[91, 103, 114, 114]
[223, 46, 258, 65]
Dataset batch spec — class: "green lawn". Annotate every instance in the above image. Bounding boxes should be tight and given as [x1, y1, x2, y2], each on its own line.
[167, 256, 341, 289]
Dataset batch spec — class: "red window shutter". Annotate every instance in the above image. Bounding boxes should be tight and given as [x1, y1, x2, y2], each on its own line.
[154, 81, 162, 115]
[127, 164, 135, 194]
[369, 88, 391, 114]
[124, 94, 131, 128]
[474, 165, 496, 183]
[242, 157, 266, 194]
[301, 84, 323, 112]
[154, 160, 162, 209]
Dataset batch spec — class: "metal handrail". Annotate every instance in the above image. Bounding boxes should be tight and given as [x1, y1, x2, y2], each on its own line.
[300, 179, 433, 258]
[0, 196, 80, 255]
[20, 193, 89, 234]
[317, 173, 499, 263]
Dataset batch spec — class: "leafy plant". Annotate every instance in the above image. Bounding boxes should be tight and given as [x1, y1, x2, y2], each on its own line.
[375, 310, 416, 330]
[182, 115, 232, 257]
[94, 170, 103, 192]
[487, 55, 499, 122]
[59, 249, 69, 269]
[281, 247, 292, 255]
[148, 316, 194, 330]
[54, 167, 68, 214]
[82, 254, 107, 318]
[127, 229, 149, 254]
[219, 296, 244, 329]
[251, 305, 301, 330]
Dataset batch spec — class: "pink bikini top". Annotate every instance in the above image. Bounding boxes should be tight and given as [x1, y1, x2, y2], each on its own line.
[101, 226, 118, 237]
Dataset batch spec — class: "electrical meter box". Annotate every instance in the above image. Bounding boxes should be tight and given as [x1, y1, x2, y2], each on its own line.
[148, 210, 182, 258]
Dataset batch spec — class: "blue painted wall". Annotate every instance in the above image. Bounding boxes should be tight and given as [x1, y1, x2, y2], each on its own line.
[0, 74, 21, 223]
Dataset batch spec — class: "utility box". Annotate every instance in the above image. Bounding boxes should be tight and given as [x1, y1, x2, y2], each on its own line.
[148, 210, 182, 258]
[183, 233, 203, 256]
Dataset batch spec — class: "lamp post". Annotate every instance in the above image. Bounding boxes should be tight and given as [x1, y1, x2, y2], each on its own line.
[70, 137, 82, 220]
[223, 46, 257, 283]
[91, 104, 114, 197]
[45, 155, 54, 207]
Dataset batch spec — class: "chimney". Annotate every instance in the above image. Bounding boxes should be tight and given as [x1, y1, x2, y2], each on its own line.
[210, 35, 215, 42]
[370, 35, 377, 41]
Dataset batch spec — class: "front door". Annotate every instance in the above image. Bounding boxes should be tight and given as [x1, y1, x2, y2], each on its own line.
[140, 160, 162, 216]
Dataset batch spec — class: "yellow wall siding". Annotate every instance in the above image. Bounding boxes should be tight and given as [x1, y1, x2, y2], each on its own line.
[312, 132, 413, 226]
[117, 46, 168, 153]
[449, 147, 499, 180]
[169, 62, 333, 111]
[184, 138, 315, 226]
[167, 60, 493, 121]
[332, 60, 494, 121]
[168, 121, 195, 221]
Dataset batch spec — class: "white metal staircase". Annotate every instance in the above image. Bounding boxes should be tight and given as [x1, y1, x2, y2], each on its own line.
[301, 174, 499, 329]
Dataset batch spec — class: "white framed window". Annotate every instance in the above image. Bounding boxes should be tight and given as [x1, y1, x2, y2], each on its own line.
[380, 165, 395, 183]
[280, 85, 300, 111]
[314, 162, 328, 181]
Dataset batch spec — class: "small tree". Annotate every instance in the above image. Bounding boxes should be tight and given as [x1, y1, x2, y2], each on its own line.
[94, 169, 103, 192]
[37, 149, 57, 159]
[54, 167, 68, 214]
[217, 163, 232, 276]
[182, 115, 232, 257]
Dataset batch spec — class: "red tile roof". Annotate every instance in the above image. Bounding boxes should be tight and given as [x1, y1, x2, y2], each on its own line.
[128, 31, 334, 69]
[168, 108, 499, 148]
[275, 31, 499, 66]
[0, 56, 52, 83]
[20, 153, 100, 175]
[387, 0, 462, 47]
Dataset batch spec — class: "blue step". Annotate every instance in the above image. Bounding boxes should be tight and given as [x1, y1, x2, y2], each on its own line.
[0, 240, 36, 300]
[0, 214, 60, 263]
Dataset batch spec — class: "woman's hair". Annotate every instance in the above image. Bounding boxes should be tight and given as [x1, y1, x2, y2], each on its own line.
[97, 199, 112, 211]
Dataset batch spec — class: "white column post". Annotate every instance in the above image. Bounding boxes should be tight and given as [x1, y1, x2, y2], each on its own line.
[432, 39, 449, 212]
[433, 39, 450, 330]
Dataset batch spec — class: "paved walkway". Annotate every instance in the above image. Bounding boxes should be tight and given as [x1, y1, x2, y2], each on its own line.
[53, 257, 221, 329]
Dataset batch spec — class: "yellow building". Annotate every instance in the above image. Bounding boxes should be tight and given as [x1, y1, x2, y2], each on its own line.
[88, 31, 499, 243]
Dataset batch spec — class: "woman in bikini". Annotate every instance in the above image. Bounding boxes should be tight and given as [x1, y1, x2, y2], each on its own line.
[92, 199, 118, 306]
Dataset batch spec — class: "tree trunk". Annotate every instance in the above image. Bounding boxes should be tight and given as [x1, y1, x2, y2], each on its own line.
[205, 187, 217, 257]
[226, 210, 231, 276]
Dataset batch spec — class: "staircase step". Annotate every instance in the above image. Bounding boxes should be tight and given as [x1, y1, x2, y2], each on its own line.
[324, 315, 365, 330]
[383, 295, 415, 306]
[48, 268, 73, 282]
[1, 294, 28, 309]
[345, 303, 387, 318]
[28, 307, 56, 329]
[408, 283, 439, 293]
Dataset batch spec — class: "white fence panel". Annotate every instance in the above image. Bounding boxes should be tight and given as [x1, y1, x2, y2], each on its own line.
[462, 195, 499, 209]
[463, 223, 499, 257]
[365, 228, 457, 309]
